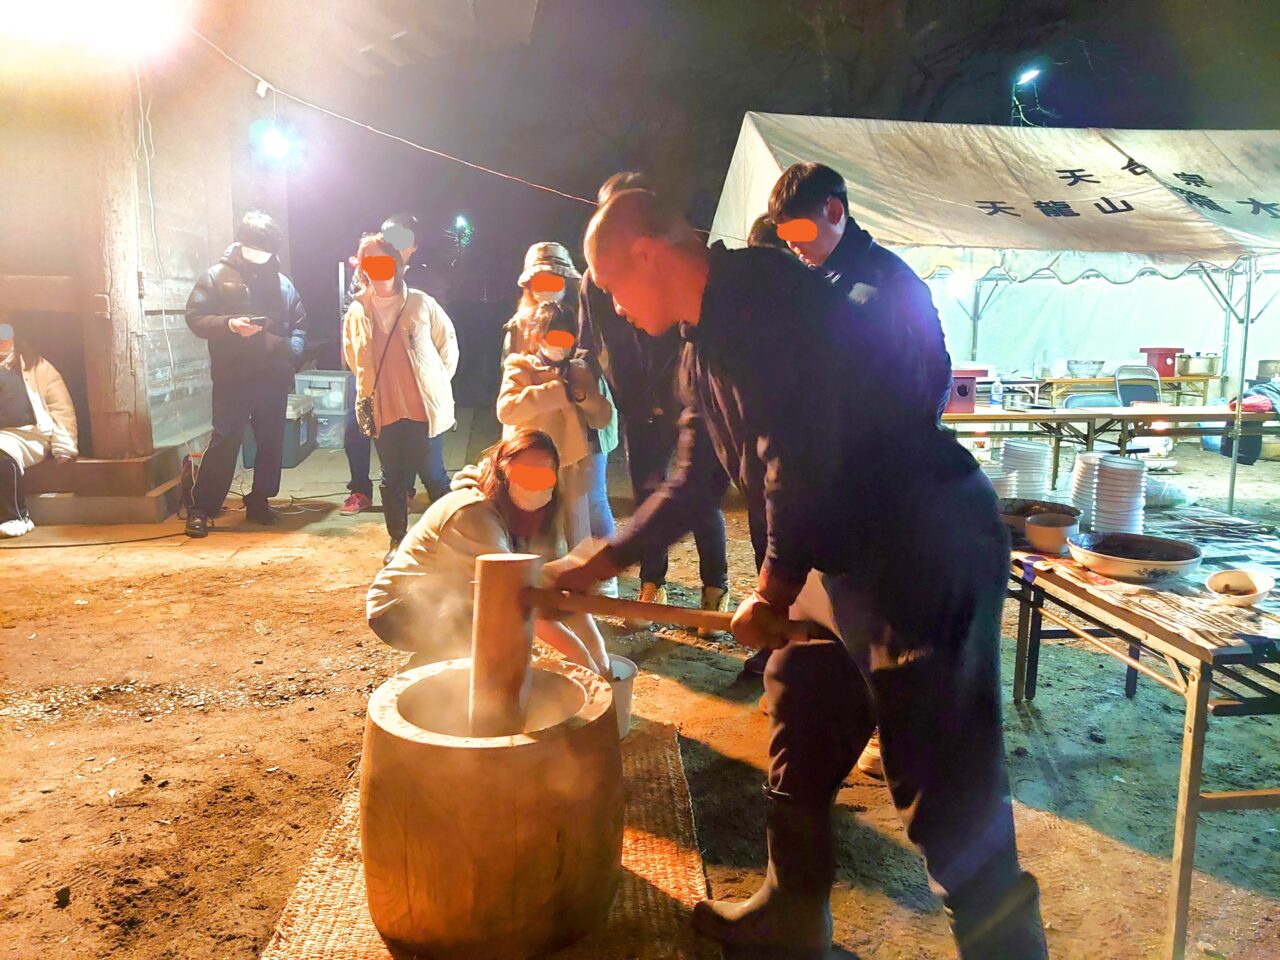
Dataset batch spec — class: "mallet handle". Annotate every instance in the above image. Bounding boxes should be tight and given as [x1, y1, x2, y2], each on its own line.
[527, 587, 733, 633]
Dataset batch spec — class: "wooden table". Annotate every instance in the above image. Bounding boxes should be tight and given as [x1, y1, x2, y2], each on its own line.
[1038, 375, 1217, 407]
[943, 405, 1279, 486]
[1006, 510, 1280, 959]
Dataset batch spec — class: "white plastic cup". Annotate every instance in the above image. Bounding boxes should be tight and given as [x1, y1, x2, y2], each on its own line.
[608, 656, 637, 739]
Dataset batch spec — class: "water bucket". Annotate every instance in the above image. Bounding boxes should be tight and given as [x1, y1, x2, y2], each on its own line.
[608, 656, 637, 739]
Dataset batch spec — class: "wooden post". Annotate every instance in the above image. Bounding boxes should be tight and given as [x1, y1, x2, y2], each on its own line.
[79, 74, 154, 459]
[1165, 663, 1210, 960]
[468, 553, 539, 737]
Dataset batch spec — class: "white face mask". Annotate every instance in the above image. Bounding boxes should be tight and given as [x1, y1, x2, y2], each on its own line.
[241, 245, 272, 265]
[508, 481, 553, 512]
[540, 344, 572, 363]
[532, 287, 564, 303]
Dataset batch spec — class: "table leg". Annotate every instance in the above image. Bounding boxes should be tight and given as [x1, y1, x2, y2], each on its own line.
[1165, 664, 1210, 960]
[1051, 432, 1062, 489]
[1125, 645, 1140, 698]
[1013, 581, 1032, 702]
[1025, 591, 1044, 700]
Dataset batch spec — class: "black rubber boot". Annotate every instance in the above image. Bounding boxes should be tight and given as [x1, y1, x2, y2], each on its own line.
[948, 871, 1048, 960]
[692, 787, 834, 956]
[381, 483, 407, 542]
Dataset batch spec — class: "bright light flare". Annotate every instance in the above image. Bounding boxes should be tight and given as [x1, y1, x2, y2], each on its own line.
[0, 0, 191, 60]
[455, 215, 469, 229]
[1016, 68, 1041, 87]
[945, 271, 973, 300]
[260, 126, 292, 160]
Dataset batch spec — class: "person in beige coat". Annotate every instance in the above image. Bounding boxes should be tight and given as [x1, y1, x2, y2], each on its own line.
[0, 324, 78, 537]
[496, 301, 612, 552]
[366, 429, 609, 675]
[343, 234, 459, 561]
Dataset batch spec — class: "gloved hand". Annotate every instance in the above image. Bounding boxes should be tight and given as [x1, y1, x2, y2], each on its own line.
[355, 397, 376, 438]
[541, 538, 623, 595]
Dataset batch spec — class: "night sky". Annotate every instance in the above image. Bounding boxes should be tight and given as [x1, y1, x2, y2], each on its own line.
[281, 0, 1280, 363]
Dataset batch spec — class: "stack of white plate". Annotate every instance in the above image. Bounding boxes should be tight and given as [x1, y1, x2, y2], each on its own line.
[1002, 440, 1053, 500]
[1093, 455, 1147, 534]
[1071, 452, 1103, 528]
[980, 462, 1019, 498]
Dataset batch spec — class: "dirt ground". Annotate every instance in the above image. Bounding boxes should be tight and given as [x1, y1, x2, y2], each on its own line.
[2, 440, 1278, 959]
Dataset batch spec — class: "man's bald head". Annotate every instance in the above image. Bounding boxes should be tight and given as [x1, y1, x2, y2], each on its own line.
[584, 189, 708, 338]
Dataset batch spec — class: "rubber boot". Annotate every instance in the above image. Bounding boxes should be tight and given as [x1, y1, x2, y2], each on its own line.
[948, 871, 1048, 960]
[692, 787, 834, 956]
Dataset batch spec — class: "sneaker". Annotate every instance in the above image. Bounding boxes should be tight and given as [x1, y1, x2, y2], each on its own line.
[245, 501, 278, 526]
[596, 576, 620, 599]
[0, 517, 31, 538]
[184, 510, 211, 538]
[699, 586, 732, 639]
[630, 582, 667, 629]
[857, 730, 885, 780]
[340, 492, 372, 515]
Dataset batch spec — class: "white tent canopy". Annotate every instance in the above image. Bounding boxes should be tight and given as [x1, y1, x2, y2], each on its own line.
[710, 113, 1280, 283]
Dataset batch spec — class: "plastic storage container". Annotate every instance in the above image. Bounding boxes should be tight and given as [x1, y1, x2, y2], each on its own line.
[315, 411, 347, 449]
[294, 370, 354, 414]
[243, 394, 317, 469]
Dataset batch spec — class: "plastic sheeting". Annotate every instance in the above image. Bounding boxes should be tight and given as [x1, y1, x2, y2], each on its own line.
[710, 113, 1280, 283]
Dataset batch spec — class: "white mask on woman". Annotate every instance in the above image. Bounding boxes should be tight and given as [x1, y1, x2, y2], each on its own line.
[532, 287, 564, 304]
[508, 481, 553, 512]
[540, 344, 572, 364]
[240, 245, 273, 265]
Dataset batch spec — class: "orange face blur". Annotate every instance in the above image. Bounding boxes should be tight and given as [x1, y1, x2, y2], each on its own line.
[506, 459, 557, 491]
[776, 218, 818, 244]
[361, 255, 396, 282]
[529, 272, 565, 294]
[543, 329, 575, 351]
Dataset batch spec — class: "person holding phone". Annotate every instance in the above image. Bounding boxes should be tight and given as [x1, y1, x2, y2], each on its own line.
[184, 210, 307, 537]
[343, 233, 459, 563]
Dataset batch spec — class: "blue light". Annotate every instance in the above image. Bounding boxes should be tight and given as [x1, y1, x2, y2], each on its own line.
[1016, 68, 1041, 87]
[455, 215, 468, 229]
[260, 125, 291, 160]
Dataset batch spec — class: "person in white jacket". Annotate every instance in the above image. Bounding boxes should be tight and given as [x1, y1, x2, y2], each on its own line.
[343, 234, 459, 562]
[497, 301, 612, 554]
[366, 429, 610, 675]
[0, 324, 78, 538]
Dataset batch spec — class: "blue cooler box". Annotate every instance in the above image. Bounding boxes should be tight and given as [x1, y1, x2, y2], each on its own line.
[243, 394, 317, 469]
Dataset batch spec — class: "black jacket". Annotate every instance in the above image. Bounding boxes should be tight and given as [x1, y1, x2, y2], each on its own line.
[823, 224, 953, 422]
[609, 244, 980, 607]
[577, 274, 683, 426]
[186, 244, 307, 386]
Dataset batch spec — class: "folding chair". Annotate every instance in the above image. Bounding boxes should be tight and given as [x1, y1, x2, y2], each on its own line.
[1114, 365, 1163, 406]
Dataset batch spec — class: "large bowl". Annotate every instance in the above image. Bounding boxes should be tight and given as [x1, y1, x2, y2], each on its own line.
[1066, 532, 1202, 583]
[1067, 360, 1106, 378]
[999, 499, 1082, 533]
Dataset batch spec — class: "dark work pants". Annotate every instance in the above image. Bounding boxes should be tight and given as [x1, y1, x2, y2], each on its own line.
[193, 378, 290, 516]
[624, 414, 728, 590]
[345, 393, 448, 502]
[374, 418, 429, 543]
[764, 470, 1037, 943]
[0, 451, 25, 523]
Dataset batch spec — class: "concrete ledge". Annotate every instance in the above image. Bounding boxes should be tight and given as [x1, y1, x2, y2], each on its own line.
[24, 447, 181, 496]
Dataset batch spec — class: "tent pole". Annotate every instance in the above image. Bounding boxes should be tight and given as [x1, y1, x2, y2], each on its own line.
[1219, 270, 1235, 397]
[970, 281, 982, 361]
[1226, 258, 1255, 515]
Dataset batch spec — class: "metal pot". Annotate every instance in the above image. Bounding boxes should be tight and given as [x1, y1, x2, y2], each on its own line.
[1257, 359, 1280, 380]
[1175, 353, 1221, 376]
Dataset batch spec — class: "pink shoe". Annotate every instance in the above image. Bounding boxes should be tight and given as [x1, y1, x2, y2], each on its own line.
[340, 492, 372, 515]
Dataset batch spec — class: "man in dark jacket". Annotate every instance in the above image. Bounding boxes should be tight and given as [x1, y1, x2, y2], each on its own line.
[184, 210, 306, 536]
[769, 161, 953, 423]
[547, 190, 1045, 960]
[577, 173, 731, 633]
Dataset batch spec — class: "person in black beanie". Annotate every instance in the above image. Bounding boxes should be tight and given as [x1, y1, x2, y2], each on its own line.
[184, 210, 306, 537]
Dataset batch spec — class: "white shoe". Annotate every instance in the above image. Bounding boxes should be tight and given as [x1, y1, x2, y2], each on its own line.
[596, 576, 620, 599]
[0, 517, 32, 538]
[856, 730, 884, 779]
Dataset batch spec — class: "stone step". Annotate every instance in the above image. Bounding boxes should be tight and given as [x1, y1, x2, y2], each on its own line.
[25, 476, 181, 526]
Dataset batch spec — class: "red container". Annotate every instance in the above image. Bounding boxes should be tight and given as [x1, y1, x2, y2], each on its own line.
[1141, 347, 1183, 378]
[946, 376, 978, 414]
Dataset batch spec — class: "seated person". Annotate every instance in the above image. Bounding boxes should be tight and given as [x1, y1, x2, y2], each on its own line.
[0, 323, 78, 538]
[365, 429, 610, 675]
